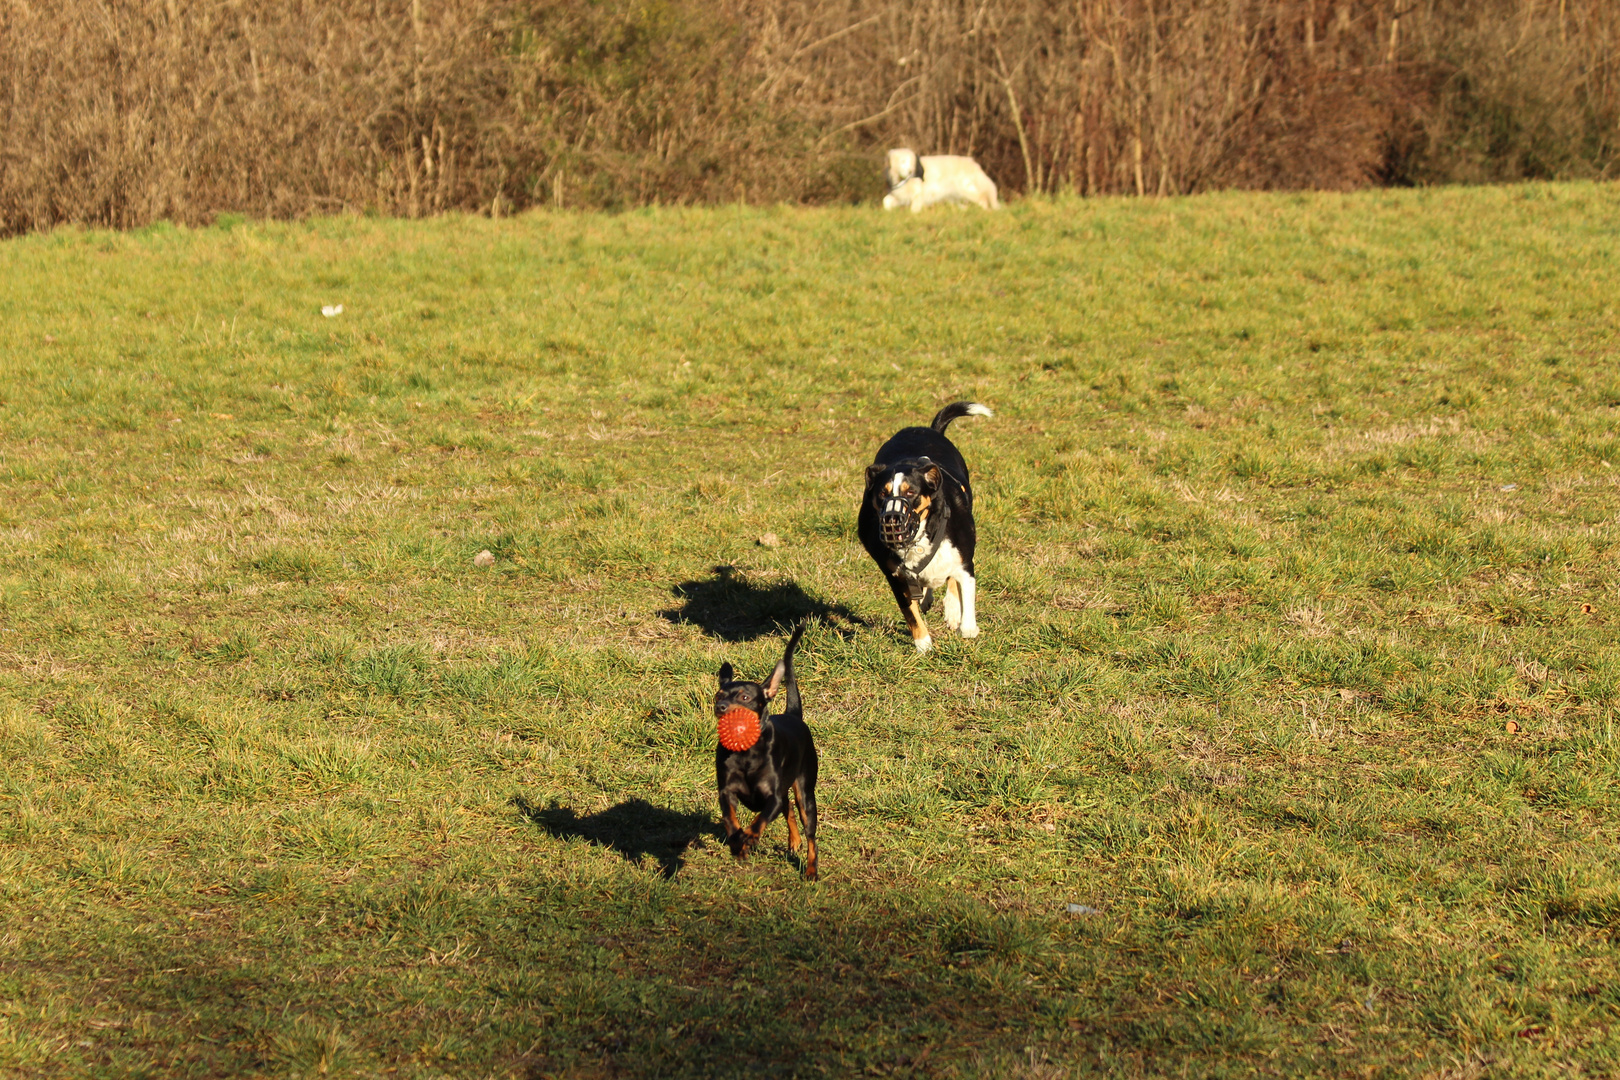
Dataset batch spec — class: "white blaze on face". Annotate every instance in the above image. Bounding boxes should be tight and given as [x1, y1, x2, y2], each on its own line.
[884, 480, 907, 516]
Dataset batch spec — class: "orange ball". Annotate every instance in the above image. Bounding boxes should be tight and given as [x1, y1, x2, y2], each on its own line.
[717, 707, 762, 752]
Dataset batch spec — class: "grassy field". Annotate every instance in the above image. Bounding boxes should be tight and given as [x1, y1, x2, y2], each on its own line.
[2, 184, 1619, 1079]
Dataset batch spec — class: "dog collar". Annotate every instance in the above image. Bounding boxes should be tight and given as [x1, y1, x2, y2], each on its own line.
[890, 160, 925, 192]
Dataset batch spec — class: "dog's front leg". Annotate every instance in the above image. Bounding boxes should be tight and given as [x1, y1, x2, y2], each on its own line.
[739, 813, 769, 855]
[887, 577, 933, 652]
[719, 792, 746, 856]
[904, 597, 933, 651]
[738, 793, 783, 857]
[956, 571, 980, 639]
[944, 578, 962, 631]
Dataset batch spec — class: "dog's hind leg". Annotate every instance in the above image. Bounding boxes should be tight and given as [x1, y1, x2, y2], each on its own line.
[944, 578, 962, 631]
[956, 571, 980, 639]
[795, 778, 818, 880]
[784, 788, 801, 853]
[792, 782, 809, 842]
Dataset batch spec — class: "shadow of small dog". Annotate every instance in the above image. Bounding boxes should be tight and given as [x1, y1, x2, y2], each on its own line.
[658, 564, 867, 642]
[513, 796, 711, 879]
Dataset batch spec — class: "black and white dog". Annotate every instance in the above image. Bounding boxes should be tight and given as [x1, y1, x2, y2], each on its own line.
[858, 401, 991, 652]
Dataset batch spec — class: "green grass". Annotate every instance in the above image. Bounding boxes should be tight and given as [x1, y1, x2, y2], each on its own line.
[1, 183, 1619, 1078]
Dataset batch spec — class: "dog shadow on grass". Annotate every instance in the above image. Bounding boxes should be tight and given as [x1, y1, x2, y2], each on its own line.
[658, 564, 868, 642]
[513, 796, 713, 879]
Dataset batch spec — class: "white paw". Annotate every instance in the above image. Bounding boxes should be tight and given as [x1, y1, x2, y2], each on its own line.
[914, 635, 933, 653]
[944, 615, 961, 632]
[959, 622, 979, 639]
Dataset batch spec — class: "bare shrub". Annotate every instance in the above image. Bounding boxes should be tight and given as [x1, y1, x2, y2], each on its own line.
[0, 0, 1614, 234]
[766, 0, 1616, 196]
[1395, 0, 1620, 184]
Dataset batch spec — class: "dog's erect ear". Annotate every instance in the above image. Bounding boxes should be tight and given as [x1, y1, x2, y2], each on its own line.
[717, 662, 734, 685]
[763, 658, 787, 700]
[917, 457, 942, 492]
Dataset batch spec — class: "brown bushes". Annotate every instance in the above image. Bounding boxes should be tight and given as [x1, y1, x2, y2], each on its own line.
[1, 0, 1615, 234]
[772, 0, 1618, 196]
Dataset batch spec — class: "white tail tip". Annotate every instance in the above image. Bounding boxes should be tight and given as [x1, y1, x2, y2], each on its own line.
[965, 403, 993, 418]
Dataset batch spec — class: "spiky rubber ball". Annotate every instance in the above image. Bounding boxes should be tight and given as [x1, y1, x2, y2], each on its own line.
[718, 707, 762, 752]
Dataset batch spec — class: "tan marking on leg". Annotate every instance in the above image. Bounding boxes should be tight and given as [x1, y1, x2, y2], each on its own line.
[796, 778, 818, 880]
[722, 800, 749, 858]
[904, 600, 932, 651]
[742, 813, 769, 854]
[792, 779, 809, 837]
[784, 790, 801, 852]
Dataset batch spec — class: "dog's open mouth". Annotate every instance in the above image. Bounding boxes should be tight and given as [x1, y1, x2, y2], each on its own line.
[879, 498, 920, 547]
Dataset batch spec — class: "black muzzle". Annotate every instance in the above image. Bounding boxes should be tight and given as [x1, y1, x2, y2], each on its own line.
[879, 497, 920, 548]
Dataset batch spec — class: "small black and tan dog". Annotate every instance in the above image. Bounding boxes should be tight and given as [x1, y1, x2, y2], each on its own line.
[858, 401, 991, 652]
[713, 624, 818, 879]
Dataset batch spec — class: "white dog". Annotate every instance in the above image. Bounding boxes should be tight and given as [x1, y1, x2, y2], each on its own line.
[882, 149, 999, 213]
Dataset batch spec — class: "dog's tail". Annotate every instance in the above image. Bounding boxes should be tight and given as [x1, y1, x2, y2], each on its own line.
[768, 623, 807, 716]
[930, 401, 993, 433]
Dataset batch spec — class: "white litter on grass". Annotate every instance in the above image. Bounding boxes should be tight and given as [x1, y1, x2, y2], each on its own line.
[321, 304, 344, 317]
[1500, 483, 1518, 492]
[473, 550, 496, 568]
[1065, 903, 1101, 916]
